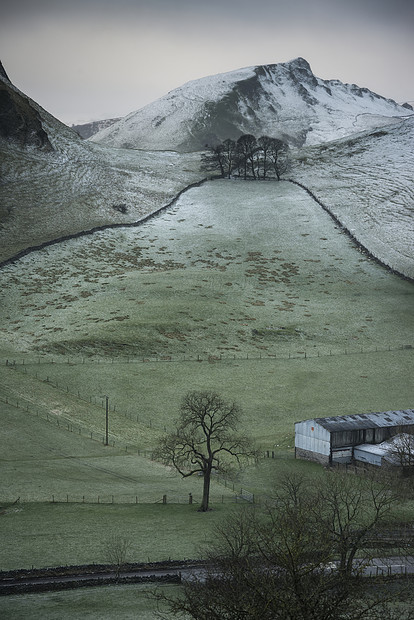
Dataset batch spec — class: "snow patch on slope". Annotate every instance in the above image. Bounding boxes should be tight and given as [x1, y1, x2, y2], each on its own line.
[91, 58, 412, 152]
[291, 117, 414, 279]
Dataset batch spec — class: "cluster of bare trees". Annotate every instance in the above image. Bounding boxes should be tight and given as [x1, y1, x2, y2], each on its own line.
[156, 472, 414, 619]
[154, 391, 414, 618]
[201, 135, 289, 180]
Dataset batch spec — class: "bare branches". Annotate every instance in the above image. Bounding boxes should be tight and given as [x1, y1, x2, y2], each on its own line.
[202, 135, 289, 180]
[154, 391, 256, 511]
[154, 473, 411, 619]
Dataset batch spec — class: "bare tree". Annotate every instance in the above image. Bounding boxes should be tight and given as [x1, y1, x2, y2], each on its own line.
[221, 138, 237, 178]
[386, 433, 414, 470]
[104, 534, 131, 580]
[314, 472, 396, 577]
[155, 391, 256, 512]
[154, 472, 410, 619]
[236, 134, 258, 179]
[201, 139, 237, 178]
[200, 143, 226, 177]
[257, 135, 273, 179]
[268, 137, 289, 180]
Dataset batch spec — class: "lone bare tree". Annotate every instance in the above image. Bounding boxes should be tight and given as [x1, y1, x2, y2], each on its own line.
[104, 534, 131, 580]
[155, 391, 256, 512]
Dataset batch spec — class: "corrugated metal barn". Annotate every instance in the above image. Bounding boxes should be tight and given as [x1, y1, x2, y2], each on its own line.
[295, 409, 414, 465]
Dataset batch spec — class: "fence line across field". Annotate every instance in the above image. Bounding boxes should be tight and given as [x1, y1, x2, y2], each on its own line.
[3, 342, 412, 440]
[1, 492, 256, 506]
[2, 342, 412, 369]
[0, 390, 272, 469]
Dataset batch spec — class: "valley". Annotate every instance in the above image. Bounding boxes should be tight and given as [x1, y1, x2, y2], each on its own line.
[0, 179, 412, 574]
[0, 56, 413, 617]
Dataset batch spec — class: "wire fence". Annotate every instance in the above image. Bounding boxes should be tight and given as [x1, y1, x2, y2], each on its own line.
[2, 342, 411, 438]
[2, 342, 413, 369]
[0, 389, 156, 453]
[1, 493, 244, 506]
[0, 388, 260, 507]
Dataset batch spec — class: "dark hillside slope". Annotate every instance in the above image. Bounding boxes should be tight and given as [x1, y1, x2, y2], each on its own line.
[0, 64, 202, 263]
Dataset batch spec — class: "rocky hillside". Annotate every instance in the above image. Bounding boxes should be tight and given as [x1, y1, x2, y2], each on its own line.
[71, 118, 121, 140]
[0, 61, 54, 151]
[90, 58, 412, 152]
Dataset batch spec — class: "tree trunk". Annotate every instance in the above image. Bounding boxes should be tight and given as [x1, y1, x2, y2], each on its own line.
[200, 467, 212, 511]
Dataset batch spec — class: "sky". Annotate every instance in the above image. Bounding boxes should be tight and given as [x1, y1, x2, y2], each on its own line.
[1, 0, 413, 126]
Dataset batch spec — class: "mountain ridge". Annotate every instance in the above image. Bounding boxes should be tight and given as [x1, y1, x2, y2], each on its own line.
[90, 57, 412, 152]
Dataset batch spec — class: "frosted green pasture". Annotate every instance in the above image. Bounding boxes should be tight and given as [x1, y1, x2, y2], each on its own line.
[0, 180, 412, 360]
[0, 179, 413, 575]
[8, 348, 414, 452]
[0, 501, 238, 570]
[0, 179, 412, 449]
[0, 583, 177, 620]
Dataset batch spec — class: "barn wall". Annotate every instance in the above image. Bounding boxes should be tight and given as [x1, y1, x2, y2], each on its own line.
[295, 420, 330, 457]
[331, 447, 353, 463]
[295, 447, 330, 465]
[354, 447, 382, 466]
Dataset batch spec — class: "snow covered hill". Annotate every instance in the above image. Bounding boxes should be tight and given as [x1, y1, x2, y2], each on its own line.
[71, 118, 121, 140]
[0, 67, 202, 263]
[290, 116, 414, 279]
[90, 58, 412, 152]
[0, 60, 412, 280]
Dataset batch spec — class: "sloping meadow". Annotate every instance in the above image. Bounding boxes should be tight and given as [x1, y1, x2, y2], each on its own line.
[0, 179, 412, 449]
[1, 180, 412, 359]
[0, 178, 413, 573]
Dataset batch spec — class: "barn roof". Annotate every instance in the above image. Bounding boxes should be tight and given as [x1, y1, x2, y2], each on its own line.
[312, 409, 414, 432]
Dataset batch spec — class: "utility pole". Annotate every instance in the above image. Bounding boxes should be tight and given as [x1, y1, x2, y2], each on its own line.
[105, 396, 109, 446]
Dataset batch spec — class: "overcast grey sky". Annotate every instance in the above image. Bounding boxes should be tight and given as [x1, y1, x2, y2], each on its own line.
[1, 0, 413, 125]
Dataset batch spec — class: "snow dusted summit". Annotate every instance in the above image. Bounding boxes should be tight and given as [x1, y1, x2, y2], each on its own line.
[90, 58, 411, 152]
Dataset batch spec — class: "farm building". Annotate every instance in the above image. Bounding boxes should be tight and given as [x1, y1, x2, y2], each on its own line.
[295, 409, 414, 466]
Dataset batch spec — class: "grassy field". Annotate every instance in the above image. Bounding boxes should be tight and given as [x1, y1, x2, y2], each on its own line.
[0, 583, 179, 620]
[0, 180, 413, 617]
[0, 181, 412, 360]
[2, 348, 413, 453]
[0, 501, 240, 569]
